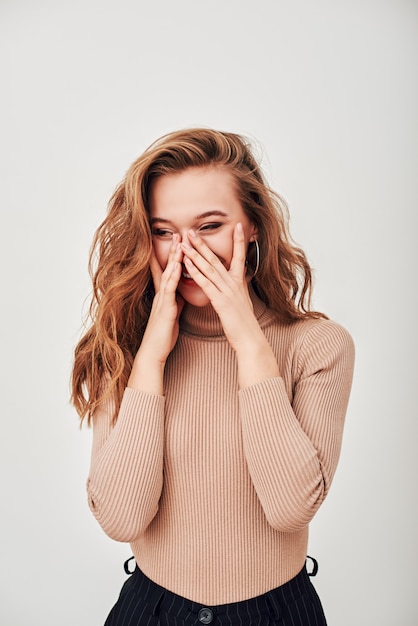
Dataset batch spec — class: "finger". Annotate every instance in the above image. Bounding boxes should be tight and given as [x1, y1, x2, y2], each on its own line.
[228, 223, 247, 279]
[167, 235, 183, 272]
[181, 233, 224, 282]
[188, 230, 223, 267]
[161, 236, 182, 292]
[150, 235, 181, 292]
[163, 260, 182, 294]
[183, 256, 220, 298]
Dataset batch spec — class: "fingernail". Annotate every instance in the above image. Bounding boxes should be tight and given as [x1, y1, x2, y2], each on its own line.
[189, 229, 196, 238]
[181, 240, 191, 250]
[237, 223, 243, 233]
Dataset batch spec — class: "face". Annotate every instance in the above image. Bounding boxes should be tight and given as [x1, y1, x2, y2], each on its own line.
[149, 166, 257, 307]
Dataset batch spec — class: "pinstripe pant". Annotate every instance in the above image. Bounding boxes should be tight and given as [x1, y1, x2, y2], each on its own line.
[103, 558, 327, 625]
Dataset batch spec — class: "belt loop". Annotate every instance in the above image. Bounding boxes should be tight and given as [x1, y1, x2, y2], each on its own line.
[306, 555, 319, 577]
[123, 556, 136, 575]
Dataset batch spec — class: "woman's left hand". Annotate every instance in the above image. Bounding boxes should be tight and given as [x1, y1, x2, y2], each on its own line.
[181, 223, 259, 352]
[181, 223, 280, 387]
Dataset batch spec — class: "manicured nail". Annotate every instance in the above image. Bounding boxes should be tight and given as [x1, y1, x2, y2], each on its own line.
[236, 222, 243, 233]
[189, 229, 196, 238]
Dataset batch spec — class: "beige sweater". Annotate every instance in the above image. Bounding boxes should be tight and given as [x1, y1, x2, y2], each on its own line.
[87, 293, 354, 605]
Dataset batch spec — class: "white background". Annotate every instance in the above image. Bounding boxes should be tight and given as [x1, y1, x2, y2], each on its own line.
[1, 1, 417, 624]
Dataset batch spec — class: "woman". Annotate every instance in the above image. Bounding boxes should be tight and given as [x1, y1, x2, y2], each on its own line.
[72, 128, 354, 625]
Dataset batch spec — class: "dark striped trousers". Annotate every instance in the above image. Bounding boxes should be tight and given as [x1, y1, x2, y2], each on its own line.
[103, 558, 327, 625]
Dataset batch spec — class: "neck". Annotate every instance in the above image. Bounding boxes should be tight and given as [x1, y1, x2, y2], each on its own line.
[179, 284, 268, 338]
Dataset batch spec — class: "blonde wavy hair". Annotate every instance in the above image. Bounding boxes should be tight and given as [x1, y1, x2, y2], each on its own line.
[72, 128, 324, 424]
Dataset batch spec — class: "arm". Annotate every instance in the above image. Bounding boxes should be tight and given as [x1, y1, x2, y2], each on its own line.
[181, 227, 354, 531]
[87, 389, 165, 542]
[87, 236, 184, 541]
[239, 320, 355, 532]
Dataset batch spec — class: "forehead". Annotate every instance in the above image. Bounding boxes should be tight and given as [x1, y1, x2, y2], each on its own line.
[148, 166, 241, 218]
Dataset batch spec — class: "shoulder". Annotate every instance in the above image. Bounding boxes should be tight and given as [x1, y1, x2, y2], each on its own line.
[263, 310, 354, 350]
[294, 316, 354, 349]
[291, 317, 355, 379]
[263, 312, 354, 375]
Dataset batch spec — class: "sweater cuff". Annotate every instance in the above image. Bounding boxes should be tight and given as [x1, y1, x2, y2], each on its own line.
[238, 376, 291, 417]
[121, 386, 165, 418]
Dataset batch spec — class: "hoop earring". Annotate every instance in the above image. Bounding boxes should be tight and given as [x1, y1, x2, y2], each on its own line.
[252, 240, 260, 277]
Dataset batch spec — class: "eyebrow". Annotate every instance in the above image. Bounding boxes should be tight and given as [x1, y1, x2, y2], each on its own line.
[150, 210, 228, 224]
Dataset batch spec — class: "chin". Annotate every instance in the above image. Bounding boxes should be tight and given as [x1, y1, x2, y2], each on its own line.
[178, 286, 211, 308]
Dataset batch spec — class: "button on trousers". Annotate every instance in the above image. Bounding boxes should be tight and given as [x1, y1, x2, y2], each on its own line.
[104, 559, 327, 625]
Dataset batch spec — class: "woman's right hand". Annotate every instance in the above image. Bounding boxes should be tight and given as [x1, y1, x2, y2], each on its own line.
[128, 235, 184, 394]
[145, 235, 185, 363]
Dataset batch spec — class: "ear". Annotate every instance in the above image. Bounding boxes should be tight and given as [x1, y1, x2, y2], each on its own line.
[248, 223, 258, 242]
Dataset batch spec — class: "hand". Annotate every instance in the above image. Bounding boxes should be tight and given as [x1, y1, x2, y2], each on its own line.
[181, 223, 259, 352]
[140, 235, 185, 364]
[181, 224, 280, 388]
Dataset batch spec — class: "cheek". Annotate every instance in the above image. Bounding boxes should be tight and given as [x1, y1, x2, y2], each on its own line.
[152, 239, 171, 269]
[202, 231, 235, 266]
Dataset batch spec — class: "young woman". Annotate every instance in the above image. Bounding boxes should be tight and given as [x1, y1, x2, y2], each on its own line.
[72, 128, 354, 625]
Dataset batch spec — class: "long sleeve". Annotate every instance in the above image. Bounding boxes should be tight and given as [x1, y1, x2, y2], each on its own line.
[87, 387, 165, 542]
[84, 300, 355, 604]
[239, 319, 355, 532]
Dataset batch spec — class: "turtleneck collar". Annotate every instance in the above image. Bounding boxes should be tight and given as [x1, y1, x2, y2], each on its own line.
[179, 284, 273, 339]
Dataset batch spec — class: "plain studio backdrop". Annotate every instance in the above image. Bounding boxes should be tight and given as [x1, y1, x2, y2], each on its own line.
[0, 1, 416, 624]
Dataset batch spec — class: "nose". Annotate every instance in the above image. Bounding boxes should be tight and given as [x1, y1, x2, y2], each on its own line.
[177, 229, 192, 244]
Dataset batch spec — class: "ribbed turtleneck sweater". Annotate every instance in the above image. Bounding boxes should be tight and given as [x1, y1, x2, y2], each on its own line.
[87, 292, 354, 605]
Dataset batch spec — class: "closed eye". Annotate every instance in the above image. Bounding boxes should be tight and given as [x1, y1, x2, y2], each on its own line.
[198, 222, 222, 232]
[152, 228, 174, 238]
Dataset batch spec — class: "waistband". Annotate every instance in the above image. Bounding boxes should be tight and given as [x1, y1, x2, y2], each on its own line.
[124, 557, 318, 622]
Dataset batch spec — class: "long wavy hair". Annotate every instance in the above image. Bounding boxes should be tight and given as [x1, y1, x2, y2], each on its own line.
[72, 128, 325, 424]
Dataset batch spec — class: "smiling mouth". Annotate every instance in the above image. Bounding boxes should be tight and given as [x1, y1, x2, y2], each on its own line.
[181, 266, 193, 281]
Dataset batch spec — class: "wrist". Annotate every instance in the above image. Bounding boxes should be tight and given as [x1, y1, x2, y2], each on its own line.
[234, 332, 281, 389]
[128, 350, 166, 395]
[232, 323, 269, 357]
